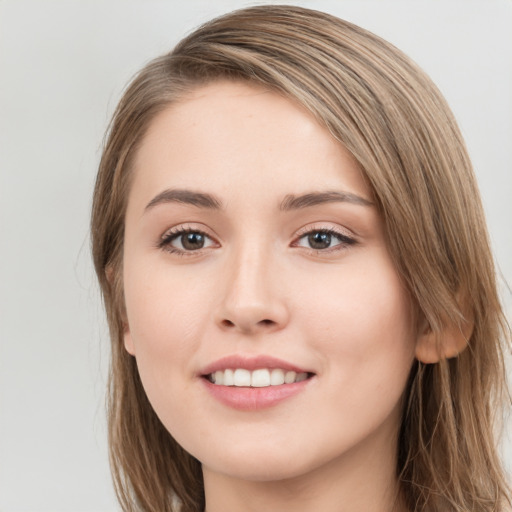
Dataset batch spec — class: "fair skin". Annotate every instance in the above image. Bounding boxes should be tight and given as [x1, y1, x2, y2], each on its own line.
[122, 81, 418, 512]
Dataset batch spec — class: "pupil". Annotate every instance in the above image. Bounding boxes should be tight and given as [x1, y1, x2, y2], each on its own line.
[182, 232, 204, 250]
[308, 232, 331, 249]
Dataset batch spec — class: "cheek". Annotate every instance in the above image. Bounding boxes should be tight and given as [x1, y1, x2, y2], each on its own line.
[291, 260, 416, 451]
[122, 262, 214, 384]
[297, 256, 416, 382]
[122, 265, 217, 428]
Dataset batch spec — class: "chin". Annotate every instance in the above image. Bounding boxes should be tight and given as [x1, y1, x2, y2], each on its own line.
[194, 436, 331, 483]
[203, 455, 314, 482]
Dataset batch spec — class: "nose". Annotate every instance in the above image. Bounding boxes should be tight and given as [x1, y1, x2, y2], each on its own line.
[215, 242, 290, 335]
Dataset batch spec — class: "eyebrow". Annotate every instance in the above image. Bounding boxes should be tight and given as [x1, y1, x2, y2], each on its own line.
[145, 189, 223, 211]
[279, 191, 373, 210]
[144, 188, 373, 212]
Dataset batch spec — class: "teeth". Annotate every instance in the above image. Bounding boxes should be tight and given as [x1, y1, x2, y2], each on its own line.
[296, 372, 308, 382]
[209, 368, 310, 387]
[214, 371, 224, 385]
[284, 370, 296, 384]
[224, 368, 234, 386]
[270, 369, 285, 385]
[233, 369, 251, 386]
[251, 369, 270, 387]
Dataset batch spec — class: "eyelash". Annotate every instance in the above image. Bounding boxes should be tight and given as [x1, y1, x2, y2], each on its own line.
[158, 226, 217, 256]
[292, 227, 357, 253]
[158, 226, 357, 256]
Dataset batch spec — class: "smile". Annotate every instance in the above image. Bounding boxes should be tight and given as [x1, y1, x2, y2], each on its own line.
[208, 368, 310, 387]
[200, 355, 315, 410]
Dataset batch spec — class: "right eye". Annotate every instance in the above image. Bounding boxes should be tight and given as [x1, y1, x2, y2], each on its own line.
[159, 228, 217, 255]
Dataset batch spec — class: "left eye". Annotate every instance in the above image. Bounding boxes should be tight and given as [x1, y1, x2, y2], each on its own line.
[295, 230, 355, 250]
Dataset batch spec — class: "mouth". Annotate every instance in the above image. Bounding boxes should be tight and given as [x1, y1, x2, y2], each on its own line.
[200, 356, 315, 410]
[204, 368, 314, 387]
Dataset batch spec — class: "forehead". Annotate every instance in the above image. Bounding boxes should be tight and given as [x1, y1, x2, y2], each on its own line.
[129, 80, 370, 209]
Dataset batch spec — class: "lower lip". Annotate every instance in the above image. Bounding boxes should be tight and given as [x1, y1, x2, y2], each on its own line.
[202, 377, 312, 411]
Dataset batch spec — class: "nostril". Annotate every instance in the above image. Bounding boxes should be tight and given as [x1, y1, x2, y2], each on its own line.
[219, 318, 276, 330]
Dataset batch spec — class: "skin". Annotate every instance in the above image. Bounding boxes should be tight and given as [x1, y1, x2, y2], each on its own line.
[123, 81, 417, 512]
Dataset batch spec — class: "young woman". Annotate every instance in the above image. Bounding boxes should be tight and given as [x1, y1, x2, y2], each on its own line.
[91, 5, 511, 512]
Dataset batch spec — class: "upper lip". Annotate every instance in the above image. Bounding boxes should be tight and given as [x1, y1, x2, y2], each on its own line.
[200, 355, 312, 376]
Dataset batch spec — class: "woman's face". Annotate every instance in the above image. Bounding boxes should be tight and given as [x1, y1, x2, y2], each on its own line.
[123, 81, 417, 482]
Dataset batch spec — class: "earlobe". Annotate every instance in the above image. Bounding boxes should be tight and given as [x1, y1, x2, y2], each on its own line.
[123, 325, 136, 356]
[105, 264, 114, 283]
[104, 264, 135, 356]
[415, 311, 474, 364]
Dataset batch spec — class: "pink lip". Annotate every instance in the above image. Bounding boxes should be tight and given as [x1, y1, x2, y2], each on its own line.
[201, 377, 312, 411]
[199, 354, 314, 411]
[199, 354, 310, 376]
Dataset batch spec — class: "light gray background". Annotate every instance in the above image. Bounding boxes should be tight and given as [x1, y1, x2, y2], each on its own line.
[1, 1, 511, 510]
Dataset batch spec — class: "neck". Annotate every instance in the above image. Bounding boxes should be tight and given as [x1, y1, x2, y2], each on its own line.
[202, 420, 407, 512]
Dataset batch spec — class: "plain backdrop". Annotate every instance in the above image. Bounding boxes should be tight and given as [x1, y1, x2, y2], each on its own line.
[1, 1, 511, 510]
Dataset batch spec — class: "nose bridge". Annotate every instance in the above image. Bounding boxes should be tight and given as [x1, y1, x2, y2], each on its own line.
[217, 236, 288, 333]
[234, 236, 269, 287]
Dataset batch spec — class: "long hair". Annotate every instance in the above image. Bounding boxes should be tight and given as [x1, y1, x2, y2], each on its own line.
[91, 5, 511, 511]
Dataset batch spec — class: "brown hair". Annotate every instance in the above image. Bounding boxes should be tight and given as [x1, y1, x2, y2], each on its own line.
[91, 5, 511, 511]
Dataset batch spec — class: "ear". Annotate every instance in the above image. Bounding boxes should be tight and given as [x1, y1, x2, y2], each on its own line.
[105, 264, 136, 356]
[105, 264, 115, 284]
[123, 322, 136, 356]
[415, 307, 474, 364]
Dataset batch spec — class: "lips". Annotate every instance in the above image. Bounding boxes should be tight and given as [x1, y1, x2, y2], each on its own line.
[199, 355, 315, 410]
[200, 354, 312, 376]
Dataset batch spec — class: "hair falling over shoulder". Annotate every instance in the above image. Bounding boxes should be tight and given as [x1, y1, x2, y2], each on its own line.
[91, 5, 511, 511]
